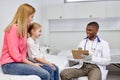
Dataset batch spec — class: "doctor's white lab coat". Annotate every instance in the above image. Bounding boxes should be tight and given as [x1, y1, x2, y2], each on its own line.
[78, 37, 111, 80]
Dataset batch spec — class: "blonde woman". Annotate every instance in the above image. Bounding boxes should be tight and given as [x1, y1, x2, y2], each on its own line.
[0, 4, 50, 80]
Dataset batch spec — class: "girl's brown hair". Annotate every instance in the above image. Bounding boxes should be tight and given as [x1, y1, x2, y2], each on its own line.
[4, 3, 35, 37]
[28, 22, 41, 34]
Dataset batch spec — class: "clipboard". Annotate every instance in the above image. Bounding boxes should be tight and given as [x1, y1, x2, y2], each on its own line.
[72, 48, 89, 59]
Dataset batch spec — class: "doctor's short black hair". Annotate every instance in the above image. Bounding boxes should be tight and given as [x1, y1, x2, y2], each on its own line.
[87, 22, 99, 29]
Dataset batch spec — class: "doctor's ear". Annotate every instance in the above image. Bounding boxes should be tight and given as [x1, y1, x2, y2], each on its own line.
[95, 29, 98, 34]
[94, 26, 99, 32]
[96, 29, 98, 32]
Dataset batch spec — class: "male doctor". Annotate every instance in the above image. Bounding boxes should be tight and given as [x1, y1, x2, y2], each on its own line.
[60, 22, 111, 80]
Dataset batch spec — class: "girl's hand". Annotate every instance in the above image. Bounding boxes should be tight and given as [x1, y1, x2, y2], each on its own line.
[48, 62, 56, 70]
[33, 63, 43, 67]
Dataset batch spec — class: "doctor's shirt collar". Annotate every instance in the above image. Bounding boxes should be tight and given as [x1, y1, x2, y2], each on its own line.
[84, 36, 101, 43]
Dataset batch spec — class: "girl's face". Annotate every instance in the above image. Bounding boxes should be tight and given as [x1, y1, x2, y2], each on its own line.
[28, 13, 34, 25]
[32, 27, 42, 39]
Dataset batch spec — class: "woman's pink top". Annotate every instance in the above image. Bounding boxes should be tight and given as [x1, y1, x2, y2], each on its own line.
[0, 24, 27, 65]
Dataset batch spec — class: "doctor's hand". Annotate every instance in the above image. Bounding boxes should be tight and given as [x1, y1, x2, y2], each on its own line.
[83, 54, 92, 61]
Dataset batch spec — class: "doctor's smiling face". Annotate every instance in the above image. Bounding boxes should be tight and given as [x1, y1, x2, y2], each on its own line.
[86, 22, 99, 40]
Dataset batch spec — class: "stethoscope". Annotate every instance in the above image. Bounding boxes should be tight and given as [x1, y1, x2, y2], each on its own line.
[84, 36, 101, 53]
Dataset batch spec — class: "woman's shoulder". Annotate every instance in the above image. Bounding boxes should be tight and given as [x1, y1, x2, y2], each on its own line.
[10, 24, 18, 30]
[5, 24, 18, 34]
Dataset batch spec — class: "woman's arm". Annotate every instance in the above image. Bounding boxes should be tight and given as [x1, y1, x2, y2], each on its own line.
[34, 57, 50, 64]
[23, 59, 42, 67]
[34, 57, 56, 70]
[7, 25, 25, 62]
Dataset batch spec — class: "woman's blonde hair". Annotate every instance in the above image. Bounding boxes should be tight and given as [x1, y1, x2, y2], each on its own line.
[28, 22, 42, 34]
[4, 3, 35, 37]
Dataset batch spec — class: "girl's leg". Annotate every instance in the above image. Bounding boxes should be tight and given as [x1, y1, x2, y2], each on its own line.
[2, 63, 50, 80]
[54, 65, 59, 80]
[41, 64, 59, 80]
[41, 64, 54, 80]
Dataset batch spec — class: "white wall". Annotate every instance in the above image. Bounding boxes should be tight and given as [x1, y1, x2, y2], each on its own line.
[42, 0, 64, 6]
[40, 0, 64, 46]
[50, 31, 120, 53]
[41, 0, 120, 53]
[0, 0, 42, 53]
[0, 0, 119, 54]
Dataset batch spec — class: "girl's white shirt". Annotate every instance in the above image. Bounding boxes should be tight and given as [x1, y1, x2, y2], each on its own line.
[27, 37, 44, 61]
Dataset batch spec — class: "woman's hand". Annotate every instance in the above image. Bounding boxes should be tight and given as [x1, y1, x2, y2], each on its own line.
[33, 63, 43, 67]
[23, 59, 43, 67]
[33, 58, 56, 70]
[48, 62, 56, 70]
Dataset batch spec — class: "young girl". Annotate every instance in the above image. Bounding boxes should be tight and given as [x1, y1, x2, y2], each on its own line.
[0, 3, 50, 80]
[27, 22, 59, 80]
